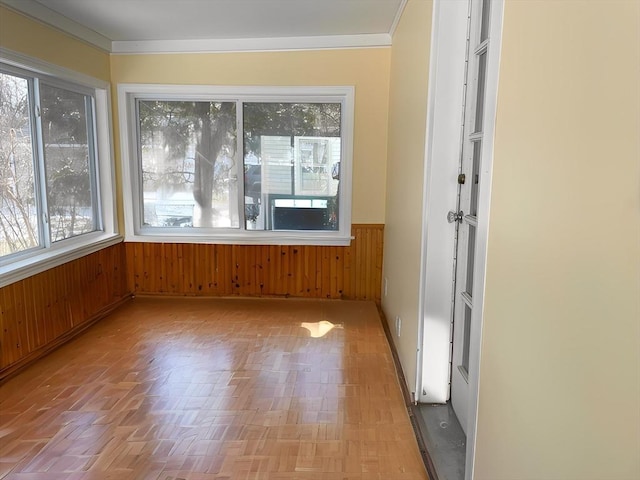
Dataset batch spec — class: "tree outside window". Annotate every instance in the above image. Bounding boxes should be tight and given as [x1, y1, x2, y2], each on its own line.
[0, 70, 99, 259]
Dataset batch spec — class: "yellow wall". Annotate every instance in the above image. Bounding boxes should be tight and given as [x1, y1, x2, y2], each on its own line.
[110, 49, 391, 224]
[475, 0, 640, 478]
[0, 5, 110, 81]
[383, 0, 433, 387]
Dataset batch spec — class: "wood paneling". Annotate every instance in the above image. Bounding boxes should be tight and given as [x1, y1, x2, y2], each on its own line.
[126, 224, 384, 303]
[1, 226, 383, 379]
[0, 243, 130, 379]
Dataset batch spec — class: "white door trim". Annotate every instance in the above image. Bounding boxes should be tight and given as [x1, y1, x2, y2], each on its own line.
[416, 0, 469, 405]
[464, 2, 505, 478]
[417, 0, 505, 478]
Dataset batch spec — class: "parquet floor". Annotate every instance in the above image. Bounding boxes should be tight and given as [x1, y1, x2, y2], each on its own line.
[0, 297, 428, 480]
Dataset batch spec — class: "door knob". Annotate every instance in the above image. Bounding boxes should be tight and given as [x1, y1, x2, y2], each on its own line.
[447, 210, 463, 223]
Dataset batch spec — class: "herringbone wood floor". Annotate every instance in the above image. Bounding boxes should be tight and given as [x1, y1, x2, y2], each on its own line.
[0, 297, 428, 480]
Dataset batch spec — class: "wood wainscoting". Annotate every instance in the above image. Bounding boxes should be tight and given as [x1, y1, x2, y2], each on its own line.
[126, 224, 384, 303]
[0, 243, 130, 380]
[0, 226, 383, 380]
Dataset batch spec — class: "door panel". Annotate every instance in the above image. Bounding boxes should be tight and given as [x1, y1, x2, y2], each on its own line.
[417, 0, 470, 405]
[450, 0, 492, 435]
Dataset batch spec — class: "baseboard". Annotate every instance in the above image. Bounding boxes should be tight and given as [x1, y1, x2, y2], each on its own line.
[0, 294, 133, 384]
[376, 305, 440, 480]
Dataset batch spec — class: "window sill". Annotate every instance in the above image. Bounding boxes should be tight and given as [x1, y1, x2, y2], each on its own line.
[124, 231, 353, 246]
[0, 233, 123, 288]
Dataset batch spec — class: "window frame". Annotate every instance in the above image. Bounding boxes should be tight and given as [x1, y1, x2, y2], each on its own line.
[118, 84, 354, 246]
[0, 49, 120, 288]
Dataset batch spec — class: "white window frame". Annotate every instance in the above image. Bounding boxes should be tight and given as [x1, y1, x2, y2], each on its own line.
[0, 49, 120, 288]
[118, 84, 354, 246]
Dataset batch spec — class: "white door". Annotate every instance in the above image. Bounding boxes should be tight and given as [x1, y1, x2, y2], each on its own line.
[449, 0, 493, 434]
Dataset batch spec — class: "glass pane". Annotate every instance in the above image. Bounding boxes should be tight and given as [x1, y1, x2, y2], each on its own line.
[0, 72, 40, 256]
[474, 52, 487, 133]
[243, 103, 341, 231]
[462, 304, 472, 375]
[40, 83, 96, 242]
[466, 225, 476, 296]
[480, 0, 491, 42]
[138, 100, 238, 228]
[470, 140, 481, 216]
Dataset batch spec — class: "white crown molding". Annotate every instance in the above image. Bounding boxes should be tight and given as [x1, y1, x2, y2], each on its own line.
[1, 0, 395, 54]
[389, 0, 409, 37]
[111, 34, 392, 54]
[0, 0, 112, 52]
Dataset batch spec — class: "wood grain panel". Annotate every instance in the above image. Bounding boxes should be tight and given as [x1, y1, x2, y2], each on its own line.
[0, 243, 130, 379]
[126, 224, 384, 303]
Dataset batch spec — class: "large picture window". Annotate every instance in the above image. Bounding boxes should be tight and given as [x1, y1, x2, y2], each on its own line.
[119, 85, 353, 245]
[0, 52, 118, 287]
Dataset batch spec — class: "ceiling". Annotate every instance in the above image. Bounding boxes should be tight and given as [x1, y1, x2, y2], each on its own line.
[1, 0, 407, 53]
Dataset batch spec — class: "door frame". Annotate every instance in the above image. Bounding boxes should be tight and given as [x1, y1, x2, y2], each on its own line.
[416, 0, 468, 407]
[416, 0, 504, 477]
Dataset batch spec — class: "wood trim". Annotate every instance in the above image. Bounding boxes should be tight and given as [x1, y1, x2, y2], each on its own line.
[126, 224, 384, 303]
[0, 243, 129, 378]
[0, 295, 131, 383]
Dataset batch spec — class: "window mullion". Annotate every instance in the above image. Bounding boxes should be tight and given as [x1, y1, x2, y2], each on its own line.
[31, 77, 51, 249]
[85, 95, 102, 231]
[236, 100, 246, 231]
[133, 98, 145, 232]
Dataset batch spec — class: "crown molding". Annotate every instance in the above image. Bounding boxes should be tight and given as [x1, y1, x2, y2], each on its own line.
[0, 0, 112, 52]
[389, 0, 409, 37]
[1, 0, 394, 54]
[111, 34, 392, 54]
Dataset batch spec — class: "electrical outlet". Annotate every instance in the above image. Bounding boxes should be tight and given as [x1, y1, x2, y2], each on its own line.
[395, 316, 401, 337]
[384, 277, 388, 297]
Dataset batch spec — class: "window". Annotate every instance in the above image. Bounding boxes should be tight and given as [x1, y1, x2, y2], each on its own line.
[0, 72, 38, 255]
[0, 51, 118, 287]
[119, 85, 353, 245]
